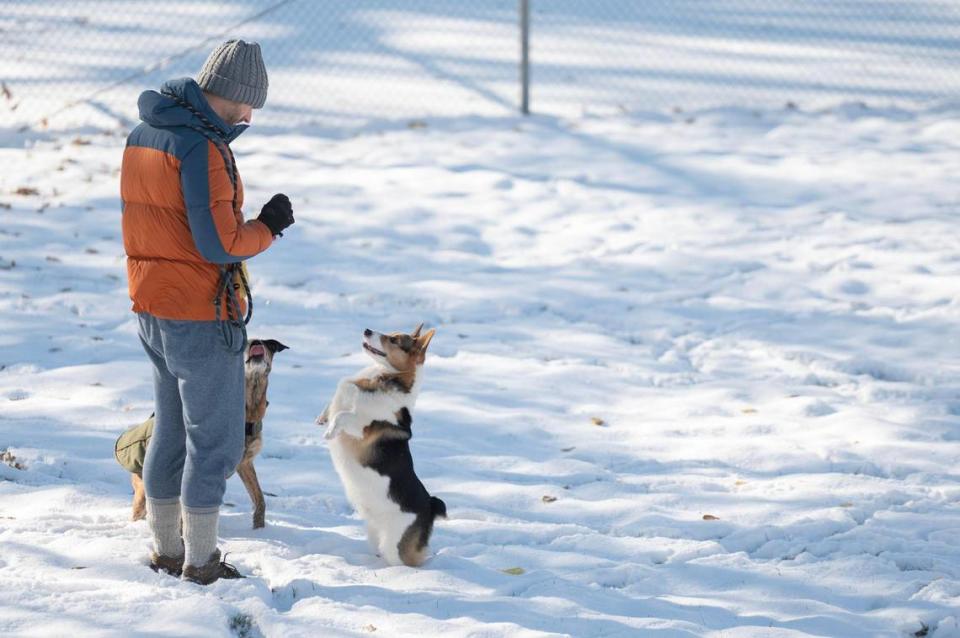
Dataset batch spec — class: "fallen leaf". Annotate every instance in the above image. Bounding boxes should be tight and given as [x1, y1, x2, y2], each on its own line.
[590, 416, 605, 426]
[407, 120, 427, 129]
[542, 495, 557, 503]
[14, 187, 39, 196]
[71, 137, 91, 146]
[839, 502, 854, 508]
[502, 567, 525, 575]
[741, 408, 758, 414]
[702, 514, 720, 521]
[363, 625, 377, 633]
[561, 446, 576, 452]
[735, 480, 747, 486]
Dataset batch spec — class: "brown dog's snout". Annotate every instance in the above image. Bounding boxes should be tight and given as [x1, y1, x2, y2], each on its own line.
[364, 329, 373, 337]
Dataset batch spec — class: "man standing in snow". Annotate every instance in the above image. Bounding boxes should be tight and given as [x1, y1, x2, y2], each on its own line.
[120, 40, 294, 584]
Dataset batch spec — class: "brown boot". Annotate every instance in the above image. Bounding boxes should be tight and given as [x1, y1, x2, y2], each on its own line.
[181, 549, 244, 585]
[149, 552, 184, 577]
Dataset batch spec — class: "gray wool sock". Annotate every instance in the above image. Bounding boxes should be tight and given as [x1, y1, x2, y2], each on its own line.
[183, 506, 220, 568]
[146, 497, 184, 558]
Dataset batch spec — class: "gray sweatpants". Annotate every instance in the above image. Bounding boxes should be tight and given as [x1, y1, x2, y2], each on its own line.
[137, 313, 245, 509]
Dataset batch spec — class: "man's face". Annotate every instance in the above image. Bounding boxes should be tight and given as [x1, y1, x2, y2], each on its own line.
[227, 101, 253, 125]
[201, 90, 255, 127]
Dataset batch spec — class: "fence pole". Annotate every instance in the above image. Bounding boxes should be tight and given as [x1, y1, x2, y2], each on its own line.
[520, 0, 530, 115]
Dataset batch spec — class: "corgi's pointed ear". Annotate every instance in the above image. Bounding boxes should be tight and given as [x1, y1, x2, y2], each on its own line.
[418, 328, 436, 350]
[411, 323, 424, 338]
[264, 339, 289, 353]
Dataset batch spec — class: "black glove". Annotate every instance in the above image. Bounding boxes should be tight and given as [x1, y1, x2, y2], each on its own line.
[257, 193, 295, 237]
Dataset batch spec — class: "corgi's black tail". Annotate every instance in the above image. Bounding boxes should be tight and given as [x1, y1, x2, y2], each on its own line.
[430, 496, 447, 519]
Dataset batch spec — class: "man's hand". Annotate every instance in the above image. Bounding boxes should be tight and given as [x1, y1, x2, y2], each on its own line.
[257, 193, 295, 237]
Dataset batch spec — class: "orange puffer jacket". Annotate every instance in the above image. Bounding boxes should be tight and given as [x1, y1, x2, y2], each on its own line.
[120, 78, 272, 321]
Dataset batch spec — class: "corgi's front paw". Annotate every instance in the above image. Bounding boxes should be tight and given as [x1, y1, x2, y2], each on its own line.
[316, 404, 331, 426]
[326, 411, 362, 439]
[323, 421, 341, 439]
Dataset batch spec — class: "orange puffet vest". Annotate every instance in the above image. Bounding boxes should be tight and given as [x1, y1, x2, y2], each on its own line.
[120, 77, 272, 321]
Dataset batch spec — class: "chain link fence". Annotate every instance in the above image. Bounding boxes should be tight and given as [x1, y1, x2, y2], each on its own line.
[2, 0, 959, 132]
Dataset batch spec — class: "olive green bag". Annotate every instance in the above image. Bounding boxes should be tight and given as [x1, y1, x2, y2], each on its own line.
[114, 415, 154, 476]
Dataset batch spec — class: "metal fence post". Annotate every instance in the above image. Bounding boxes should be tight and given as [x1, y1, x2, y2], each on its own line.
[520, 0, 530, 115]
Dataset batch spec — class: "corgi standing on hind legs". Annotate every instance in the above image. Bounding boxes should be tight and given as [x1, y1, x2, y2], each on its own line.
[318, 324, 447, 567]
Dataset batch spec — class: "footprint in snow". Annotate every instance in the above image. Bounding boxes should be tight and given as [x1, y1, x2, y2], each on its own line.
[804, 401, 837, 417]
[839, 279, 870, 295]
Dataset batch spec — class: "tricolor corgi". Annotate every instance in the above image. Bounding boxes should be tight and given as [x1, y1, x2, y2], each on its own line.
[317, 324, 446, 567]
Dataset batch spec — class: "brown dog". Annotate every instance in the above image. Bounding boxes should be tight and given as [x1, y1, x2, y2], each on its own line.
[126, 338, 288, 528]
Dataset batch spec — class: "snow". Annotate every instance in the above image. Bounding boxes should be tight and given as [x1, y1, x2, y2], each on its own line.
[2, 102, 959, 637]
[2, 3, 960, 637]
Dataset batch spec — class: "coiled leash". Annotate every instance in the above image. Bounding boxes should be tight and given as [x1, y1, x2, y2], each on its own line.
[213, 262, 252, 354]
[162, 90, 252, 354]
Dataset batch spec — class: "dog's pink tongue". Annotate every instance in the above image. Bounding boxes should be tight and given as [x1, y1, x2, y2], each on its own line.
[249, 344, 266, 357]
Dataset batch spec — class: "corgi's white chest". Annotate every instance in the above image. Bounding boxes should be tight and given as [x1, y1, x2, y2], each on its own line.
[328, 365, 421, 436]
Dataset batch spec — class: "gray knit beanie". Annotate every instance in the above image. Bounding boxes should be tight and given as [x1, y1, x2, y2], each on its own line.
[197, 40, 268, 109]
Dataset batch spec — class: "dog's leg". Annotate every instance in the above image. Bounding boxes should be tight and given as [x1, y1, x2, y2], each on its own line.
[236, 459, 266, 529]
[325, 410, 364, 439]
[131, 473, 146, 521]
[366, 523, 381, 556]
[378, 526, 404, 566]
[398, 520, 429, 567]
[315, 403, 331, 426]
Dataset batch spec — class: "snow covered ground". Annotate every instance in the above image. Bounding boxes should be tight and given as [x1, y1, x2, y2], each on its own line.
[2, 99, 960, 637]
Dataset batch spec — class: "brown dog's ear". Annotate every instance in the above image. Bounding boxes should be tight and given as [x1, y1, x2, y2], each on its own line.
[411, 323, 424, 338]
[417, 328, 435, 351]
[264, 339, 289, 353]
